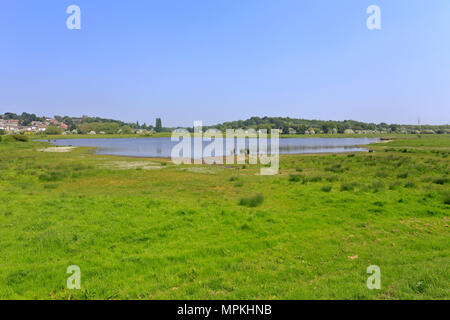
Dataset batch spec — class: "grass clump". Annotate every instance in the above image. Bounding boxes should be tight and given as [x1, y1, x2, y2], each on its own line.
[371, 181, 385, 193]
[443, 193, 450, 205]
[239, 193, 264, 207]
[321, 185, 332, 192]
[234, 181, 244, 187]
[38, 170, 68, 182]
[325, 164, 345, 173]
[397, 172, 409, 179]
[432, 177, 449, 185]
[404, 181, 417, 188]
[289, 174, 302, 182]
[340, 182, 359, 192]
[375, 170, 389, 178]
[43, 184, 59, 189]
[308, 175, 323, 183]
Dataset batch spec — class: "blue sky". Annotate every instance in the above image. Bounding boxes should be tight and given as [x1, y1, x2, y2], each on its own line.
[1, 0, 449, 126]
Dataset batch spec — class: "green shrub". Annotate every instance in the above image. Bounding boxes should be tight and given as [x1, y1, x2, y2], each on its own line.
[295, 166, 303, 172]
[239, 193, 264, 207]
[321, 185, 332, 192]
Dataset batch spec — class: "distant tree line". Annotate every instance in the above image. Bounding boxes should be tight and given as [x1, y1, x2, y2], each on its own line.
[2, 112, 46, 126]
[203, 117, 449, 134]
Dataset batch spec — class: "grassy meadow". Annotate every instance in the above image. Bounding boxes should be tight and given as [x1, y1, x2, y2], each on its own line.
[0, 134, 448, 299]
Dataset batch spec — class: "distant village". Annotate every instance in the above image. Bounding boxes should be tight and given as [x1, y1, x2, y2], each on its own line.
[0, 113, 160, 135]
[0, 117, 68, 133]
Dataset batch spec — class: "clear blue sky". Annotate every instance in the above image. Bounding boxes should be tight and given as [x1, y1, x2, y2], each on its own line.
[1, 0, 449, 126]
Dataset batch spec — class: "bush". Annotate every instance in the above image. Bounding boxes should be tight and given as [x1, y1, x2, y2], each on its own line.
[295, 166, 303, 172]
[321, 185, 332, 192]
[239, 193, 264, 207]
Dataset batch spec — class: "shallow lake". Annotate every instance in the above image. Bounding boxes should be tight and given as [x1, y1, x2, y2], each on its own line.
[46, 137, 380, 158]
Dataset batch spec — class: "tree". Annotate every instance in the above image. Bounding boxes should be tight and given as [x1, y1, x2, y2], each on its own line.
[46, 125, 62, 135]
[297, 124, 307, 134]
[390, 124, 399, 132]
[155, 118, 162, 132]
[120, 125, 132, 134]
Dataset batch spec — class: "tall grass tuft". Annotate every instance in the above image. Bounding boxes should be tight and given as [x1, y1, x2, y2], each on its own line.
[433, 177, 449, 185]
[371, 181, 385, 193]
[289, 174, 302, 182]
[239, 193, 264, 207]
[340, 182, 359, 192]
[404, 181, 416, 188]
[397, 172, 409, 179]
[443, 193, 450, 205]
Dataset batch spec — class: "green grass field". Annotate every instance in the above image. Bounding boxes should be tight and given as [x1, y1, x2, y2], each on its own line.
[0, 135, 448, 299]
